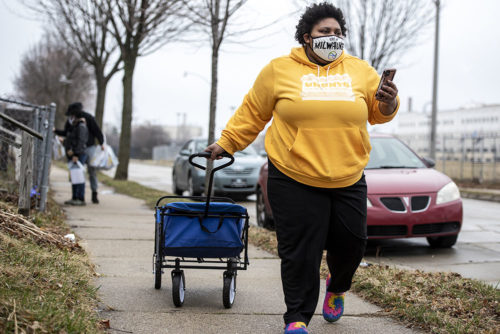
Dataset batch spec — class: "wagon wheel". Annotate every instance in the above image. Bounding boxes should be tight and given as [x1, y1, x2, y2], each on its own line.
[172, 270, 185, 307]
[154, 223, 162, 289]
[222, 270, 236, 309]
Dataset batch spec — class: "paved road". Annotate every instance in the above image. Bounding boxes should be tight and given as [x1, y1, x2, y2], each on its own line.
[107, 160, 500, 286]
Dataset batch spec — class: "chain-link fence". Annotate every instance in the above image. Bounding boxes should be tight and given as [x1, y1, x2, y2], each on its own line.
[400, 135, 500, 183]
[0, 98, 56, 214]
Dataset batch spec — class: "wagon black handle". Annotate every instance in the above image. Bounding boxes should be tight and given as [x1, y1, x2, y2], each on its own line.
[188, 152, 235, 216]
[188, 151, 234, 171]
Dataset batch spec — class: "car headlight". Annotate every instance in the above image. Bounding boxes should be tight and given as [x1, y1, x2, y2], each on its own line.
[436, 182, 460, 205]
[367, 198, 373, 207]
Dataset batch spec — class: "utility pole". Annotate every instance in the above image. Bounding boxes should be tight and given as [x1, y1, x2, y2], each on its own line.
[430, 0, 440, 160]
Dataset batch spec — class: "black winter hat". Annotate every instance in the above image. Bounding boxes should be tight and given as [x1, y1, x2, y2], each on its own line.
[66, 102, 83, 116]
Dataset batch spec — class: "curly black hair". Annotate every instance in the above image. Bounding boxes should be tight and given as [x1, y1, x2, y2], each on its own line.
[295, 2, 347, 45]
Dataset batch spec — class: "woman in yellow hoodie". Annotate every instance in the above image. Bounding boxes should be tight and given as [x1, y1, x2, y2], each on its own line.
[206, 3, 399, 333]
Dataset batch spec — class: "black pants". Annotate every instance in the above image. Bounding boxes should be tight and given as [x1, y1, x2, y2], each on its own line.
[267, 160, 367, 325]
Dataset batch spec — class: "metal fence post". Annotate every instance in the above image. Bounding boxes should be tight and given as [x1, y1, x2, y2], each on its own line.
[32, 107, 41, 204]
[460, 137, 464, 180]
[480, 137, 484, 183]
[494, 137, 497, 183]
[472, 138, 476, 181]
[18, 132, 33, 216]
[39, 102, 56, 211]
[442, 136, 446, 174]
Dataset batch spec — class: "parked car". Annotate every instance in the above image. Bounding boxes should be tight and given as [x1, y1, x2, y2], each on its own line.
[172, 139, 266, 200]
[256, 133, 463, 248]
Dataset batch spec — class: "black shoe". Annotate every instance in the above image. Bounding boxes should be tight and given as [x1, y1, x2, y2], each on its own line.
[92, 191, 99, 204]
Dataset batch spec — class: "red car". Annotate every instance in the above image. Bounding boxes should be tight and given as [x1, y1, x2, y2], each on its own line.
[256, 133, 463, 248]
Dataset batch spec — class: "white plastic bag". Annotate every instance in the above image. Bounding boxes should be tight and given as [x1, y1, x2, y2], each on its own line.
[52, 136, 66, 161]
[68, 161, 86, 184]
[89, 144, 118, 170]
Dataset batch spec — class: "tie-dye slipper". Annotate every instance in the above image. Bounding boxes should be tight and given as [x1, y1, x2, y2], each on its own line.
[323, 274, 345, 322]
[284, 321, 309, 333]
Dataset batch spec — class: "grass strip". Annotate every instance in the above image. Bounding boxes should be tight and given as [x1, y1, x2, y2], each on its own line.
[96, 174, 500, 334]
[98, 172, 185, 208]
[0, 198, 101, 333]
[98, 171, 192, 208]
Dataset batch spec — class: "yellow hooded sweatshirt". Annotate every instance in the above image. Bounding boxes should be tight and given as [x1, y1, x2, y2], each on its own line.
[217, 47, 399, 188]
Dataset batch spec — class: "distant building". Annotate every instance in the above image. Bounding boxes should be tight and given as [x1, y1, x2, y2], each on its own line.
[394, 104, 500, 162]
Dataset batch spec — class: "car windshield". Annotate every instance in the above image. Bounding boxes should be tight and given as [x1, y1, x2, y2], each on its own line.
[193, 141, 258, 156]
[366, 137, 426, 169]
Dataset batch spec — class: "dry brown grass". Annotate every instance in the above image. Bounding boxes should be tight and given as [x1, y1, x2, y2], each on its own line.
[0, 200, 101, 333]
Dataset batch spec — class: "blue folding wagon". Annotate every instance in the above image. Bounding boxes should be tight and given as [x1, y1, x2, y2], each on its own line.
[153, 152, 249, 308]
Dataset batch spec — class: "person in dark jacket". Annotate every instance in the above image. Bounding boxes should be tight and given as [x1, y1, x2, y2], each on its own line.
[61, 109, 88, 205]
[55, 102, 104, 204]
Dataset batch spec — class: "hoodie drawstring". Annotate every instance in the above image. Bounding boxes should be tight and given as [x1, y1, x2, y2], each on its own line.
[317, 65, 332, 89]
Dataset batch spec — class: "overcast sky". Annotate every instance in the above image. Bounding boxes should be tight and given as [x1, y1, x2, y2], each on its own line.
[1, 0, 499, 136]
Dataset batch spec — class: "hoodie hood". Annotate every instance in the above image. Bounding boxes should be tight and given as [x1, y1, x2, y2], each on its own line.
[289, 46, 346, 69]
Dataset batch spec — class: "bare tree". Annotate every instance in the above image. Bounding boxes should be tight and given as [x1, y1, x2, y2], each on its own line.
[28, 0, 123, 129]
[181, 0, 250, 193]
[14, 32, 94, 129]
[295, 0, 434, 71]
[99, 0, 186, 180]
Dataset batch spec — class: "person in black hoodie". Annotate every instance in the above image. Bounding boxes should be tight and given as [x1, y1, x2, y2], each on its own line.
[60, 108, 88, 205]
[55, 102, 104, 204]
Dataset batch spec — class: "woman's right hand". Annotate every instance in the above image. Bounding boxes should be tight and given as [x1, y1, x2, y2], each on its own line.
[204, 142, 226, 160]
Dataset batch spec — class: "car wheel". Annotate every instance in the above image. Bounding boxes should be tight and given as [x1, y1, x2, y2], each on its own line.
[172, 172, 183, 195]
[187, 174, 201, 196]
[426, 234, 458, 248]
[256, 186, 274, 229]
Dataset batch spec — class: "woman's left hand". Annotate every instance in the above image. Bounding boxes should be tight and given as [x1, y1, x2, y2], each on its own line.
[376, 80, 398, 114]
[204, 142, 226, 160]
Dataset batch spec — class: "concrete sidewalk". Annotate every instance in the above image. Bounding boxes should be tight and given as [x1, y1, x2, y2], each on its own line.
[50, 165, 420, 334]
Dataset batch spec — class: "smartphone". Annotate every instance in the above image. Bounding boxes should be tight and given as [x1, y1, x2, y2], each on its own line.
[376, 68, 396, 99]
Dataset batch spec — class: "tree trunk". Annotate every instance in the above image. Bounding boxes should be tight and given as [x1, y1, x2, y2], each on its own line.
[94, 72, 107, 130]
[114, 56, 135, 180]
[204, 45, 219, 195]
[208, 49, 218, 149]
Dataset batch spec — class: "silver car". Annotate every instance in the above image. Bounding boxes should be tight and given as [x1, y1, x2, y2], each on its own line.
[172, 139, 266, 200]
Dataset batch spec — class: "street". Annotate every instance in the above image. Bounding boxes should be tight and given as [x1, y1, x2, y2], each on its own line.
[105, 160, 500, 286]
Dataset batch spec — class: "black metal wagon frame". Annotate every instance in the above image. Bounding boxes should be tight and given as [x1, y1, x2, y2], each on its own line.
[153, 152, 250, 308]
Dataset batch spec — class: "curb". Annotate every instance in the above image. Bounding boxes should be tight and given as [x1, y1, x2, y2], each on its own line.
[459, 190, 500, 203]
